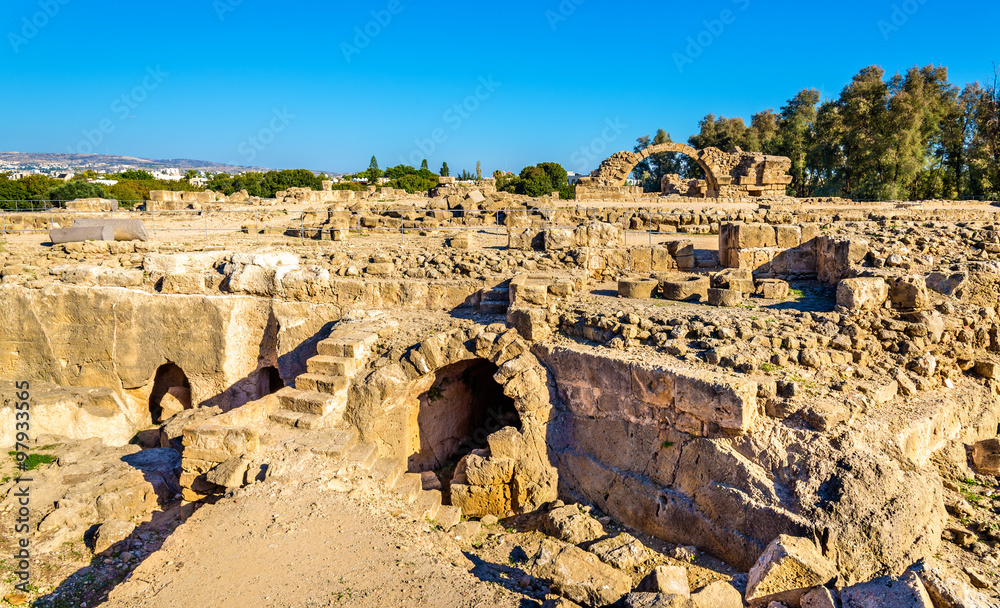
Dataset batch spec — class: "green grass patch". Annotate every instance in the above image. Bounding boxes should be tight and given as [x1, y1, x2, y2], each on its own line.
[8, 451, 57, 471]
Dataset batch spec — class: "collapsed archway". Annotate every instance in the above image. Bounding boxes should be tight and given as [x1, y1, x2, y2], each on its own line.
[408, 359, 521, 502]
[591, 143, 722, 196]
[149, 362, 191, 423]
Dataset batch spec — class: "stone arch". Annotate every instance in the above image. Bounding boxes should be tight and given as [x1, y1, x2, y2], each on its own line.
[591, 143, 723, 196]
[149, 362, 191, 423]
[407, 358, 522, 501]
[356, 324, 559, 518]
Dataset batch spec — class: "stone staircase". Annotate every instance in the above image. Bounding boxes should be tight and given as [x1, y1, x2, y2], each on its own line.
[478, 281, 511, 316]
[269, 329, 379, 430]
[261, 315, 463, 527]
[279, 425, 463, 528]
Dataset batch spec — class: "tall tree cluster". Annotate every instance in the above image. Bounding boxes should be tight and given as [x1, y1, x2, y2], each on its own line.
[641, 65, 1000, 200]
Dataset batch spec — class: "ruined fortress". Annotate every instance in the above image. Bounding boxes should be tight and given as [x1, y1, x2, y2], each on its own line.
[1, 146, 999, 608]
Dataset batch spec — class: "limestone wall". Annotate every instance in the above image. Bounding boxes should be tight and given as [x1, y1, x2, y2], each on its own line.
[720, 223, 870, 283]
[0, 284, 340, 420]
[534, 342, 946, 584]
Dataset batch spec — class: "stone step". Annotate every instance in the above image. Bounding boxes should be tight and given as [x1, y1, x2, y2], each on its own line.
[370, 457, 405, 488]
[276, 387, 338, 416]
[481, 286, 510, 302]
[307, 355, 357, 376]
[413, 489, 442, 520]
[435, 505, 462, 530]
[345, 442, 378, 470]
[392, 472, 423, 504]
[295, 429, 358, 459]
[479, 301, 509, 315]
[268, 409, 314, 429]
[317, 332, 379, 359]
[295, 373, 348, 394]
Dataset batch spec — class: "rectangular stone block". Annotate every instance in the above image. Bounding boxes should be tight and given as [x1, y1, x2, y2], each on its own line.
[651, 248, 675, 272]
[732, 223, 777, 248]
[632, 248, 652, 272]
[775, 225, 801, 249]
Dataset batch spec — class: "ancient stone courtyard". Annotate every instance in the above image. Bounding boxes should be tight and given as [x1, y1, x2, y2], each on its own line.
[3, 178, 1000, 608]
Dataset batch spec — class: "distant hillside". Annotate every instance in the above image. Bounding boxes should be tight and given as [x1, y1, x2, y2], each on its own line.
[0, 152, 273, 174]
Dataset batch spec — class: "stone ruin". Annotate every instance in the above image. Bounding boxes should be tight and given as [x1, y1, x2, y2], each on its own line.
[3, 193, 1000, 607]
[576, 142, 793, 202]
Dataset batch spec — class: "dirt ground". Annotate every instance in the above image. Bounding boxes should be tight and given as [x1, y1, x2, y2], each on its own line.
[92, 475, 536, 608]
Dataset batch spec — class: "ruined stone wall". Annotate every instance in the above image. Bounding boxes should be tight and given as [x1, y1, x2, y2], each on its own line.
[720, 223, 871, 283]
[534, 342, 947, 584]
[0, 284, 336, 414]
[575, 143, 793, 201]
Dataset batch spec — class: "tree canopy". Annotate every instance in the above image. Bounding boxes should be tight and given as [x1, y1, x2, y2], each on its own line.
[48, 180, 107, 202]
[673, 64, 1000, 200]
[497, 162, 574, 199]
[207, 169, 322, 198]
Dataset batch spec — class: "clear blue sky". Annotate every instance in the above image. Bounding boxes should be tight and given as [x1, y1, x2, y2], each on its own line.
[2, 0, 997, 175]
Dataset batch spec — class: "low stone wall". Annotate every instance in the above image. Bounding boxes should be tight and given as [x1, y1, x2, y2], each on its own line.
[720, 223, 869, 283]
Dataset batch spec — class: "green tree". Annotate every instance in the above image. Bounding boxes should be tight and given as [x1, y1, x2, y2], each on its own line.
[746, 110, 781, 155]
[184, 169, 200, 180]
[494, 170, 519, 193]
[22, 174, 61, 200]
[838, 66, 894, 199]
[49, 180, 107, 202]
[0, 176, 27, 206]
[117, 169, 155, 181]
[381, 164, 439, 193]
[440, 162, 450, 177]
[367, 156, 382, 184]
[537, 162, 568, 191]
[689, 114, 749, 151]
[968, 68, 1000, 197]
[420, 159, 429, 171]
[778, 89, 821, 196]
[105, 183, 142, 208]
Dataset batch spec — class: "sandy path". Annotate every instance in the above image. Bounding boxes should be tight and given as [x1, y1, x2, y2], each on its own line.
[98, 475, 533, 608]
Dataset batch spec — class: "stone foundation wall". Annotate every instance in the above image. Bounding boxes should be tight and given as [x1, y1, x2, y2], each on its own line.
[720, 223, 870, 283]
[535, 342, 948, 584]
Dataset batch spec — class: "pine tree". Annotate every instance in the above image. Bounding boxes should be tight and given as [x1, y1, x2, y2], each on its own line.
[420, 159, 429, 171]
[778, 89, 820, 197]
[440, 162, 450, 177]
[367, 156, 382, 184]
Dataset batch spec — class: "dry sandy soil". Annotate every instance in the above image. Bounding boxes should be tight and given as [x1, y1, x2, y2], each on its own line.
[96, 477, 536, 608]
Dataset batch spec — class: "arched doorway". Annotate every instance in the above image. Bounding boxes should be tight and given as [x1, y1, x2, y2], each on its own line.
[408, 359, 521, 501]
[149, 362, 191, 423]
[256, 366, 285, 398]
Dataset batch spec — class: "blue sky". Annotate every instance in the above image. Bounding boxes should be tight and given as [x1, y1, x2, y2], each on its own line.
[2, 0, 997, 175]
